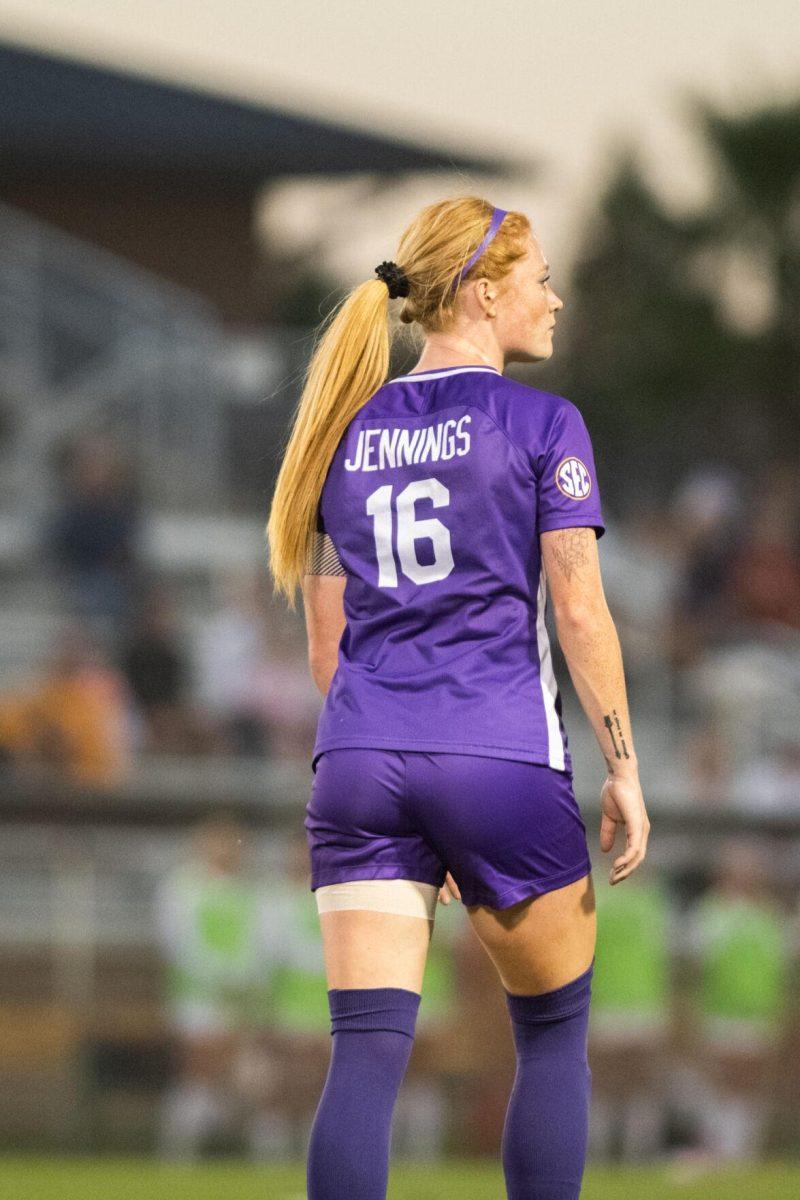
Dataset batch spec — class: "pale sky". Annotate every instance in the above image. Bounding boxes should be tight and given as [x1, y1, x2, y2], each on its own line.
[1, 0, 798, 286]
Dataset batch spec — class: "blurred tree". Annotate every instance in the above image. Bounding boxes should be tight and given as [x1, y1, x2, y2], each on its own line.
[548, 96, 800, 510]
[692, 96, 800, 442]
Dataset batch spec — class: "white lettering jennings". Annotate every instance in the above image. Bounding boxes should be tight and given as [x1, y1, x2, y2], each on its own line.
[345, 414, 471, 472]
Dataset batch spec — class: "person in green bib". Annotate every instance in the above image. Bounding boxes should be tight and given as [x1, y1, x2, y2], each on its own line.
[588, 865, 672, 1162]
[155, 812, 283, 1159]
[682, 838, 790, 1162]
[266, 834, 335, 1156]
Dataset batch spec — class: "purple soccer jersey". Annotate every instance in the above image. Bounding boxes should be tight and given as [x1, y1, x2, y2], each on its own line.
[310, 365, 605, 774]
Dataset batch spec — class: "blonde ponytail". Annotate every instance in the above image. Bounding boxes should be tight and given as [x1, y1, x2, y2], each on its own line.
[266, 278, 391, 608]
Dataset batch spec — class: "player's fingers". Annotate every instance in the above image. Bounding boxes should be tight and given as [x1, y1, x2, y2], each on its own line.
[620, 810, 647, 860]
[610, 823, 649, 884]
[599, 810, 619, 852]
[608, 828, 643, 879]
[438, 885, 451, 904]
[611, 844, 639, 877]
[610, 847, 645, 884]
[445, 871, 462, 901]
[625, 814, 650, 864]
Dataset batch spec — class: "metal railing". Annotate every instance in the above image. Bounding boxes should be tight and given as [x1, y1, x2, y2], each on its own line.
[0, 202, 296, 522]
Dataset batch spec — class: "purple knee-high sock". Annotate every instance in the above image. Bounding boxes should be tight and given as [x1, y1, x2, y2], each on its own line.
[307, 986, 421, 1200]
[502, 959, 594, 1200]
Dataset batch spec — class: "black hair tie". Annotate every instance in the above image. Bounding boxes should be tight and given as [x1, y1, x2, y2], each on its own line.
[374, 260, 410, 299]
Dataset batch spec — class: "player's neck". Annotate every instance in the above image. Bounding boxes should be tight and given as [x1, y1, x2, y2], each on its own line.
[409, 332, 504, 375]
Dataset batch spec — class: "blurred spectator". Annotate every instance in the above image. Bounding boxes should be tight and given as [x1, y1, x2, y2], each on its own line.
[43, 435, 143, 651]
[154, 812, 280, 1160]
[194, 568, 272, 757]
[680, 638, 800, 794]
[240, 605, 322, 762]
[588, 869, 672, 1163]
[666, 465, 743, 677]
[592, 506, 677, 688]
[0, 621, 132, 788]
[266, 834, 331, 1157]
[119, 584, 217, 755]
[731, 737, 800, 815]
[680, 838, 790, 1162]
[682, 718, 733, 807]
[723, 462, 800, 635]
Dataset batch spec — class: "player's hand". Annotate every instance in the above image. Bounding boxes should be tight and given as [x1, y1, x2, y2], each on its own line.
[438, 871, 461, 904]
[599, 772, 650, 885]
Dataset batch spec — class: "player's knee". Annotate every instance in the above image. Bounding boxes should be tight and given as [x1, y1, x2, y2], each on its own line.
[505, 957, 594, 1034]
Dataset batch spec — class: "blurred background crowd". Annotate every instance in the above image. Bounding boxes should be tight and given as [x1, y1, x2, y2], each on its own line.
[0, 1, 799, 1173]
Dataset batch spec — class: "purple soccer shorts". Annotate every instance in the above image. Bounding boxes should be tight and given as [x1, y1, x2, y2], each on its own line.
[304, 748, 592, 910]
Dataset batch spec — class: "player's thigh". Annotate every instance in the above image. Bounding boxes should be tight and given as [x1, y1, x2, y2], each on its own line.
[318, 907, 434, 992]
[466, 871, 596, 995]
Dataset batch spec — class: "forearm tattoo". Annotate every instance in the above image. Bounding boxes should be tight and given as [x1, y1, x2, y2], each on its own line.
[551, 527, 591, 582]
[603, 709, 630, 760]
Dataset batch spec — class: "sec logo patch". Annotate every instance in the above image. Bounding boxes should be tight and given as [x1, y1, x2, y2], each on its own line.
[555, 456, 592, 499]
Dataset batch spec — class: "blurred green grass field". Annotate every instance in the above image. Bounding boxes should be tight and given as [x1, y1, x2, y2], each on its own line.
[2, 1158, 800, 1200]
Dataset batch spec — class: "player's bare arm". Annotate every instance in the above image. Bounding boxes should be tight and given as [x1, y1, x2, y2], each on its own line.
[540, 526, 650, 884]
[302, 572, 346, 697]
[548, 525, 593, 584]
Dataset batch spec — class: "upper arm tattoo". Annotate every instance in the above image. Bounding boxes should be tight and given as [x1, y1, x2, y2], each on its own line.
[548, 527, 593, 583]
[305, 530, 347, 577]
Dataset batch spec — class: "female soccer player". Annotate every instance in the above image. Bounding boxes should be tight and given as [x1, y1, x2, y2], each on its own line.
[267, 196, 650, 1199]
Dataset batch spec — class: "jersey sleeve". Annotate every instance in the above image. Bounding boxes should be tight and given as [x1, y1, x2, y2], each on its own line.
[305, 502, 347, 576]
[537, 401, 605, 539]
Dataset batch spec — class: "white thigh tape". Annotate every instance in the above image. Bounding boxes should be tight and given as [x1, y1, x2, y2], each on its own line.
[315, 878, 439, 920]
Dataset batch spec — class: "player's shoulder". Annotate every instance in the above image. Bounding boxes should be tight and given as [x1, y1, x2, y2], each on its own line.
[489, 373, 576, 411]
[482, 375, 582, 453]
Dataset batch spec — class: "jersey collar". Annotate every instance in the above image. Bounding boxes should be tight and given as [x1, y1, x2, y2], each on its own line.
[388, 365, 503, 384]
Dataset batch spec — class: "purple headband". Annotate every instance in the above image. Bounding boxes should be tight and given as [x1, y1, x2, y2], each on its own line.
[450, 206, 508, 293]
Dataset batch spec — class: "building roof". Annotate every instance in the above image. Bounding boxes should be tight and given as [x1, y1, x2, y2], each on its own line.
[0, 40, 516, 184]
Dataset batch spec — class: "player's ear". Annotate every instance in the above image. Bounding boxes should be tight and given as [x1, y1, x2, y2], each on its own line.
[474, 278, 496, 313]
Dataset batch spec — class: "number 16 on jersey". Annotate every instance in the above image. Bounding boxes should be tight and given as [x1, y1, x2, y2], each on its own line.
[366, 478, 455, 587]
